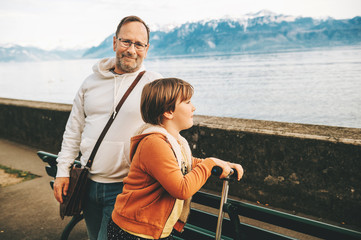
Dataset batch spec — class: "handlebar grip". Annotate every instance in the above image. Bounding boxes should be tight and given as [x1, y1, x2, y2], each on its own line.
[211, 166, 238, 179]
[211, 166, 223, 176]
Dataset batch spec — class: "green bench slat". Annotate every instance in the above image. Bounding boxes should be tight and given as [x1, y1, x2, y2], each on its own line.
[174, 208, 298, 240]
[180, 223, 233, 240]
[227, 199, 361, 240]
[189, 194, 297, 240]
[37, 151, 58, 166]
[186, 208, 234, 238]
[45, 165, 57, 178]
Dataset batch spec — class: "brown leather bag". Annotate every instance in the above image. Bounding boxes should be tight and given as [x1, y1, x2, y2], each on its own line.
[59, 71, 146, 219]
[60, 165, 89, 219]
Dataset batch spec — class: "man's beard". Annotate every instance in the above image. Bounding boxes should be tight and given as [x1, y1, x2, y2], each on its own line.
[115, 52, 141, 73]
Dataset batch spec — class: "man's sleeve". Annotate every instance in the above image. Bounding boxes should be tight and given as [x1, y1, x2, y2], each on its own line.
[56, 86, 86, 178]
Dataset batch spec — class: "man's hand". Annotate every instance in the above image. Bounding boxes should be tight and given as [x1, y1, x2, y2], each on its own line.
[53, 177, 69, 203]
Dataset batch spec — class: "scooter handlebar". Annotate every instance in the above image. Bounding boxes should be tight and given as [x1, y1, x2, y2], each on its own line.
[211, 166, 238, 180]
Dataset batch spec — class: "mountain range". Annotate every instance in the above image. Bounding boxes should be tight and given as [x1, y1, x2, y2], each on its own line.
[1, 10, 361, 62]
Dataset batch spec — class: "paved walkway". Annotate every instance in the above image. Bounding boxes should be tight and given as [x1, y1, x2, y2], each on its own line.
[0, 139, 88, 240]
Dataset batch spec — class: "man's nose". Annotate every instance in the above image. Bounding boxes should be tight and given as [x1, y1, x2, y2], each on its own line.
[126, 43, 137, 54]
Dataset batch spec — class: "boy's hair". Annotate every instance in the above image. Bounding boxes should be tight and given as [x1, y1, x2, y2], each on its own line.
[141, 78, 194, 125]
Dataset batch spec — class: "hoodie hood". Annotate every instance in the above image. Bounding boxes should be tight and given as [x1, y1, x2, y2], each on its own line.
[92, 57, 145, 79]
[92, 57, 146, 118]
[130, 124, 192, 172]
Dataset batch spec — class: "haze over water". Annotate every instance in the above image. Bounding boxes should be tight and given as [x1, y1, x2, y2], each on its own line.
[1, 46, 360, 128]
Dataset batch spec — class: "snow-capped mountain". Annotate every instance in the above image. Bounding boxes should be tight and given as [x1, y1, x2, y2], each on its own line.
[84, 11, 361, 58]
[0, 44, 86, 62]
[1, 11, 360, 62]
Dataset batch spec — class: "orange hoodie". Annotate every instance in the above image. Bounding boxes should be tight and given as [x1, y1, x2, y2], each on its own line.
[111, 132, 216, 239]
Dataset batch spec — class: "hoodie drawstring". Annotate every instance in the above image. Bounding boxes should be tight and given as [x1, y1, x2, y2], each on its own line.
[113, 75, 124, 119]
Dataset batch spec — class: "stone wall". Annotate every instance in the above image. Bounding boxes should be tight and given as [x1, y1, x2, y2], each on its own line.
[1, 98, 360, 228]
[182, 116, 361, 228]
[0, 98, 71, 152]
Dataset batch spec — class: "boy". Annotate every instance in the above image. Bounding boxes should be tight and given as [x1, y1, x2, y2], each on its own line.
[108, 78, 243, 240]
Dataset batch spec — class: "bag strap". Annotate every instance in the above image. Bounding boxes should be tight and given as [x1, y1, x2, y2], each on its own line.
[85, 70, 146, 169]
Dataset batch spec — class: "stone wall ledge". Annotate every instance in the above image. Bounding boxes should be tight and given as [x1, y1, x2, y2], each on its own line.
[2, 98, 360, 145]
[194, 115, 361, 145]
[0, 98, 71, 112]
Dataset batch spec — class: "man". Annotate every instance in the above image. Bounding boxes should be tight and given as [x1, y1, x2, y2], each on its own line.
[53, 16, 162, 240]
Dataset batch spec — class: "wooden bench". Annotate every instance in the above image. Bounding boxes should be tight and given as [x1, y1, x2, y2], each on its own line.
[38, 151, 361, 240]
[173, 190, 361, 240]
[37, 151, 84, 240]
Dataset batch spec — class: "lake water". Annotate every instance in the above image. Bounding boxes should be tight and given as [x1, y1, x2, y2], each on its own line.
[1, 46, 360, 128]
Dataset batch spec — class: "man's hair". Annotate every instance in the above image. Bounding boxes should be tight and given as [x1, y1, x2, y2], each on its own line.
[115, 16, 150, 43]
[141, 78, 194, 125]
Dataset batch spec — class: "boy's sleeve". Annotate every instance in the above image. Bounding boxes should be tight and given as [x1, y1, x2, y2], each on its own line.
[140, 135, 216, 200]
[192, 157, 206, 168]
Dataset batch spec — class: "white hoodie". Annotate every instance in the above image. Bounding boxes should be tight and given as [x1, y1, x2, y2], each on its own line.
[56, 57, 163, 183]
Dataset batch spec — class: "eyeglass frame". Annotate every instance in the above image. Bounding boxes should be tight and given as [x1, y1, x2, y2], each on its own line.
[116, 37, 148, 51]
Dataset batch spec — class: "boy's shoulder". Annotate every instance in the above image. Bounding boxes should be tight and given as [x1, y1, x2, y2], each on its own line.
[141, 132, 168, 144]
[131, 132, 168, 147]
[138, 133, 174, 156]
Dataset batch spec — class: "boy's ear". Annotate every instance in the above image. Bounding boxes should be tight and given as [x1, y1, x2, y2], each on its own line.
[163, 111, 173, 120]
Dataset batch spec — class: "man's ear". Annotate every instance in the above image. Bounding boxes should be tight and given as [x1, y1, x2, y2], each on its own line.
[163, 111, 173, 120]
[113, 36, 117, 52]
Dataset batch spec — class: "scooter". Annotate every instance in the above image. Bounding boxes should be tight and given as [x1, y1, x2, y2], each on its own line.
[211, 166, 237, 240]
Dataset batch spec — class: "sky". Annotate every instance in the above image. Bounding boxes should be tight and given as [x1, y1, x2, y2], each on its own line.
[0, 0, 360, 50]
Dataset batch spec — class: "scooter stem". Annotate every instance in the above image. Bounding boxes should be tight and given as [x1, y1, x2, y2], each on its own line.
[215, 178, 230, 240]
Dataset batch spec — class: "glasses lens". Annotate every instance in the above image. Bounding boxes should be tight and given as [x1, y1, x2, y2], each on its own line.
[134, 43, 145, 51]
[118, 38, 146, 51]
[120, 40, 131, 48]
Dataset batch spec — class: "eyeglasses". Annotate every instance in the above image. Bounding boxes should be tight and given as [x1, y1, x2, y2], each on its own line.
[117, 38, 148, 51]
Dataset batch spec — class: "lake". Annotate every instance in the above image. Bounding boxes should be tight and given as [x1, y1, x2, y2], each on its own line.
[0, 46, 360, 128]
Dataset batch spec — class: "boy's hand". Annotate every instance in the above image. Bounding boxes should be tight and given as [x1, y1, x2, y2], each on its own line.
[209, 157, 235, 179]
[227, 162, 244, 181]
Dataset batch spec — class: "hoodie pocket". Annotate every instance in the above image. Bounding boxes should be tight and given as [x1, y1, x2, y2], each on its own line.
[80, 138, 130, 178]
